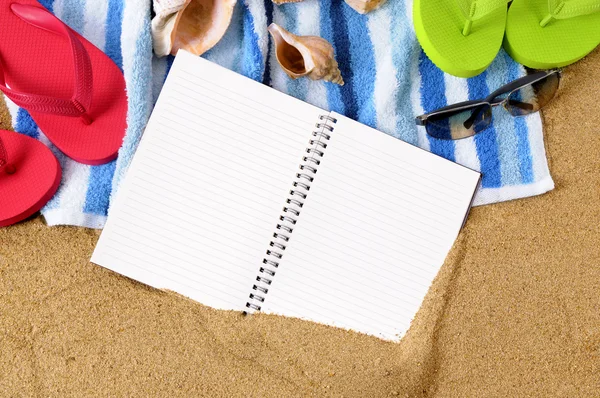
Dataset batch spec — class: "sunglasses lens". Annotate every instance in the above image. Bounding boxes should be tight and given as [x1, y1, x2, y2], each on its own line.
[425, 104, 492, 140]
[505, 72, 559, 116]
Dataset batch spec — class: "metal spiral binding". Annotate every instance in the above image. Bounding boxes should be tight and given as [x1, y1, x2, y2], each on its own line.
[244, 114, 337, 312]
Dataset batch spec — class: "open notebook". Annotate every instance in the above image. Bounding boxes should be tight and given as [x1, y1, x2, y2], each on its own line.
[92, 50, 481, 341]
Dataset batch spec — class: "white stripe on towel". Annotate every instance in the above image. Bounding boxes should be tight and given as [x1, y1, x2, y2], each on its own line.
[410, 62, 429, 151]
[270, 7, 290, 94]
[84, 0, 109, 49]
[525, 112, 551, 184]
[367, 7, 398, 137]
[246, 0, 269, 64]
[444, 74, 481, 172]
[295, 1, 328, 110]
[406, 0, 429, 150]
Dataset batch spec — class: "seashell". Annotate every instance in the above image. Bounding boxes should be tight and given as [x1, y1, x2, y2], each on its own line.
[267, 23, 344, 86]
[151, 0, 236, 58]
[344, 0, 387, 14]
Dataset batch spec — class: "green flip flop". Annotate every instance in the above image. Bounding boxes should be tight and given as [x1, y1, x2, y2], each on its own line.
[414, 0, 510, 78]
[504, 0, 600, 69]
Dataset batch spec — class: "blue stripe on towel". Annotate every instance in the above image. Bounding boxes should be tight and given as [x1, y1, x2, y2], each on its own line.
[165, 55, 175, 77]
[83, 161, 115, 215]
[320, 0, 344, 114]
[486, 52, 520, 187]
[342, 3, 376, 127]
[105, 0, 124, 71]
[505, 53, 534, 184]
[241, 3, 264, 82]
[468, 72, 502, 188]
[15, 110, 39, 139]
[261, 0, 274, 85]
[330, 0, 358, 120]
[38, 0, 54, 12]
[418, 51, 455, 161]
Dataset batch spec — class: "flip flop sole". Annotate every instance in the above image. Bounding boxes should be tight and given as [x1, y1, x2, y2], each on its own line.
[504, 0, 600, 69]
[0, 1, 127, 165]
[0, 130, 61, 227]
[414, 0, 507, 78]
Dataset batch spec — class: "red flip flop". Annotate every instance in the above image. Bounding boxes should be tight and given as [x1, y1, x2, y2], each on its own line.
[0, 1, 127, 165]
[0, 130, 61, 227]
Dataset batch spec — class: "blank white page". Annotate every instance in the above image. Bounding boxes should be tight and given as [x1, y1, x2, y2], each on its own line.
[261, 113, 480, 341]
[92, 50, 324, 311]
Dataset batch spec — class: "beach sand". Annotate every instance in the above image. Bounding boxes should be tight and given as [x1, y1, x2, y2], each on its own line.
[1, 48, 598, 397]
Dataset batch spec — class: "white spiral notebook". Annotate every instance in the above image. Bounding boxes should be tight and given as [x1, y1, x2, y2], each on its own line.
[92, 50, 481, 341]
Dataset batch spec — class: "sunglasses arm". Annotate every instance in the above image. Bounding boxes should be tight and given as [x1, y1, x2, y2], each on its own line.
[485, 70, 559, 102]
[415, 99, 487, 125]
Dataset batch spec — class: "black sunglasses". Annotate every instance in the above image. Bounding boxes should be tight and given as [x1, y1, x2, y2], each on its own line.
[415, 70, 561, 140]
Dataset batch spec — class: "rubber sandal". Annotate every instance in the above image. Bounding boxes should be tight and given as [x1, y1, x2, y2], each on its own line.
[504, 0, 600, 69]
[414, 0, 510, 77]
[0, 130, 61, 227]
[0, 1, 127, 165]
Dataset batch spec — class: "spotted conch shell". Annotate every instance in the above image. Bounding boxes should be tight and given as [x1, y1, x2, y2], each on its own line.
[151, 0, 236, 57]
[344, 0, 387, 13]
[267, 24, 344, 86]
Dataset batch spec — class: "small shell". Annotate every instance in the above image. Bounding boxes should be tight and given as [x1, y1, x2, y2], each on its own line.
[267, 23, 344, 86]
[344, 0, 386, 14]
[151, 0, 236, 58]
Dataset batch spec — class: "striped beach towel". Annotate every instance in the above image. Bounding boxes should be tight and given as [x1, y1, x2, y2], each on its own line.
[5, 0, 553, 229]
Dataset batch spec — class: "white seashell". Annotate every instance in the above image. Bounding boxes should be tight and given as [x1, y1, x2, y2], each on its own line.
[151, 0, 236, 58]
[152, 0, 191, 57]
[267, 23, 344, 86]
[344, 0, 387, 14]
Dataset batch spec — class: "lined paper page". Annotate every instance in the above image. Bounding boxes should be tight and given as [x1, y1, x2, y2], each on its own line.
[261, 113, 480, 341]
[92, 51, 324, 311]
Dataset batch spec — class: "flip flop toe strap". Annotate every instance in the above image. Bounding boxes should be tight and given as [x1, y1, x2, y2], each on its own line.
[541, 0, 600, 26]
[457, 0, 509, 35]
[0, 3, 93, 124]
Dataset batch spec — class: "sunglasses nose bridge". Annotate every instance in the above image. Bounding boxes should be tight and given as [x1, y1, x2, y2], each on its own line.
[490, 97, 507, 108]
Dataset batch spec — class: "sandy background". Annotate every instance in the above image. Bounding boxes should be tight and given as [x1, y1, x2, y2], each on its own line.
[1, 47, 599, 397]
